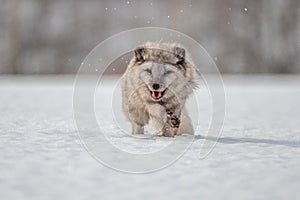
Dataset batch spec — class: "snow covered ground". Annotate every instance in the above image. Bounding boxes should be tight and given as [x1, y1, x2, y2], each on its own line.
[0, 75, 300, 200]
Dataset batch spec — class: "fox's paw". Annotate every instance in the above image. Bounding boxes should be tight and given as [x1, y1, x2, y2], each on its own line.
[167, 111, 180, 128]
[162, 131, 174, 137]
[170, 116, 180, 128]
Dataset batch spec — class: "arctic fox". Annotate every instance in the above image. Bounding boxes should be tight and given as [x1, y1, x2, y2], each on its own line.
[122, 42, 199, 137]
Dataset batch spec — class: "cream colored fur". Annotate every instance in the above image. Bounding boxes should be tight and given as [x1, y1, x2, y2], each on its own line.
[122, 42, 199, 137]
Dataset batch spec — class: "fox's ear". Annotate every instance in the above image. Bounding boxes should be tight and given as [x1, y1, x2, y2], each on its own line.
[134, 47, 146, 62]
[174, 47, 185, 61]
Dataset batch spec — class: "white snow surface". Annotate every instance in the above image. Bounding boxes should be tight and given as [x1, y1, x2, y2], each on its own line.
[0, 75, 300, 200]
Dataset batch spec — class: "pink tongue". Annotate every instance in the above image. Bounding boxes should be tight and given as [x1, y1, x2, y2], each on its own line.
[152, 91, 161, 99]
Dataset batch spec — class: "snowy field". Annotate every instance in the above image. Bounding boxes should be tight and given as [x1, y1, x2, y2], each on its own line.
[1, 75, 300, 200]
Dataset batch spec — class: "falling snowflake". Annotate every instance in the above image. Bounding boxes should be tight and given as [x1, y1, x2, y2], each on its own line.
[126, 1, 130, 4]
[244, 7, 248, 12]
[167, 15, 170, 19]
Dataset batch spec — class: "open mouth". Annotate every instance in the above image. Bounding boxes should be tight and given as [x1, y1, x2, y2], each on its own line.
[150, 90, 165, 100]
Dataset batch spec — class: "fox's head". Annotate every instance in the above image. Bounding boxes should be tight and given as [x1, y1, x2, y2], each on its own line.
[128, 42, 199, 101]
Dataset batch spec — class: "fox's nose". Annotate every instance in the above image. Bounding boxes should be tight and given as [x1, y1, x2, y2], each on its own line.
[152, 83, 160, 90]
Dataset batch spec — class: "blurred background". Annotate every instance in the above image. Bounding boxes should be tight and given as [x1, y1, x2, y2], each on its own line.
[0, 0, 299, 74]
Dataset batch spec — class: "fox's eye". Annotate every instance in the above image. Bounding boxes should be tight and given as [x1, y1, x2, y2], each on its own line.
[164, 70, 173, 75]
[145, 69, 152, 74]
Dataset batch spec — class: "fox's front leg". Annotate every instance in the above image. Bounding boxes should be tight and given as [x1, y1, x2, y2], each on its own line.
[128, 105, 148, 135]
[131, 122, 144, 135]
[166, 111, 180, 128]
[166, 107, 181, 129]
[148, 104, 174, 137]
